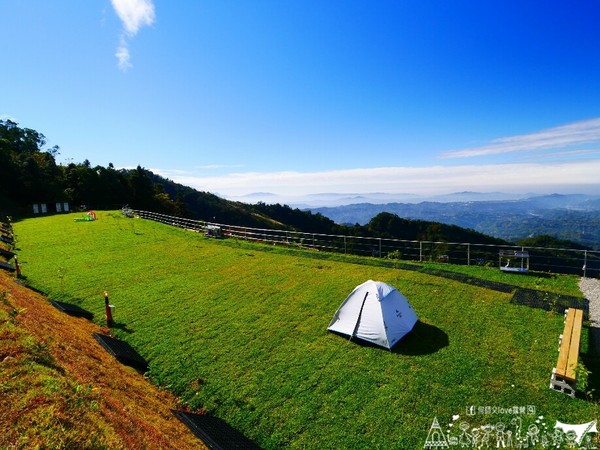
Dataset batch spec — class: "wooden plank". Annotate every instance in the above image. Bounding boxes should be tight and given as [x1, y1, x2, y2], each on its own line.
[556, 309, 576, 377]
[565, 309, 583, 381]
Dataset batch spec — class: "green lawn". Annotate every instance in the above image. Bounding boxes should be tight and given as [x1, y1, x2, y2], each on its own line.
[14, 211, 600, 449]
[418, 260, 584, 297]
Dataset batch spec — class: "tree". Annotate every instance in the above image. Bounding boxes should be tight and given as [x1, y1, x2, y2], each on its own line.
[128, 166, 156, 210]
[0, 119, 62, 204]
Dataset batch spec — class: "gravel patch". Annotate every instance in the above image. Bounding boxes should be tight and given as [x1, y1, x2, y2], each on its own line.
[579, 277, 600, 350]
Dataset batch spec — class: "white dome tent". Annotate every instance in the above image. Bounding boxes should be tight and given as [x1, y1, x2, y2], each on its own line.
[327, 280, 418, 350]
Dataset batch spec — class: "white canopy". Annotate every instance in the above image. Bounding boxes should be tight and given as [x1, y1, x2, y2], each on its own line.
[327, 280, 418, 349]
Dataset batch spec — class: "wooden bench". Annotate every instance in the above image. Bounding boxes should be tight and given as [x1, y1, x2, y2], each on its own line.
[550, 308, 583, 397]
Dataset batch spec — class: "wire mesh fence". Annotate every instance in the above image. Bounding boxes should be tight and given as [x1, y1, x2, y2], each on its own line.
[131, 209, 600, 278]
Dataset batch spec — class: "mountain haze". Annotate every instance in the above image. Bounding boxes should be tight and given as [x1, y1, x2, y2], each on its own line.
[310, 194, 600, 249]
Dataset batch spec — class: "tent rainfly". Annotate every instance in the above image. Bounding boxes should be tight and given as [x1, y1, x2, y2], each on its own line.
[327, 280, 418, 349]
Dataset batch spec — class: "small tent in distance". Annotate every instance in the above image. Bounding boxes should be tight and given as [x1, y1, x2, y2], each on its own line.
[327, 280, 418, 350]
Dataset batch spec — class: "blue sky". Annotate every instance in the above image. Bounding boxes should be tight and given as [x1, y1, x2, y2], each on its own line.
[2, 1, 600, 203]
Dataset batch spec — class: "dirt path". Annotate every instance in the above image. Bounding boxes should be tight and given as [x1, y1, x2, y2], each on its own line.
[579, 276, 600, 351]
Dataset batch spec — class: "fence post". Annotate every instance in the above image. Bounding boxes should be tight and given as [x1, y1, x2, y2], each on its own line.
[467, 243, 471, 266]
[419, 241, 423, 262]
[379, 238, 382, 258]
[344, 236, 347, 254]
[583, 250, 588, 278]
[104, 291, 113, 326]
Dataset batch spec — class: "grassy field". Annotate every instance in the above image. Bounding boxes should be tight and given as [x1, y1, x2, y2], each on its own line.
[14, 211, 600, 449]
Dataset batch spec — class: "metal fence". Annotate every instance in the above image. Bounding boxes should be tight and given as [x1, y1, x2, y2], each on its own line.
[131, 209, 600, 278]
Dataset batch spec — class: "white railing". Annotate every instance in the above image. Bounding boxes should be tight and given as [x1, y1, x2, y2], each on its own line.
[130, 209, 600, 278]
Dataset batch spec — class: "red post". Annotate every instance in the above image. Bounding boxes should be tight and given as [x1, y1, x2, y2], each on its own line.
[104, 291, 113, 326]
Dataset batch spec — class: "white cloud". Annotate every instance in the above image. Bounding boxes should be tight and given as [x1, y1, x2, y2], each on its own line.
[111, 0, 155, 36]
[441, 117, 600, 158]
[152, 159, 600, 200]
[110, 0, 155, 71]
[518, 149, 600, 161]
[115, 39, 132, 71]
[195, 164, 246, 170]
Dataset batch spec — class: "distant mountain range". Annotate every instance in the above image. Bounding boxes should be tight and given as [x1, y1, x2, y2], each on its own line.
[227, 190, 555, 208]
[308, 193, 600, 249]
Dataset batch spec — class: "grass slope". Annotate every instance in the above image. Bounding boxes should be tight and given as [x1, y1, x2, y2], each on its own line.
[14, 211, 600, 449]
[0, 271, 203, 449]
